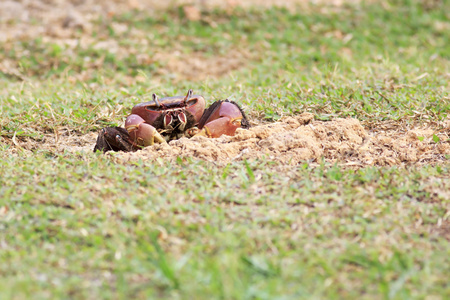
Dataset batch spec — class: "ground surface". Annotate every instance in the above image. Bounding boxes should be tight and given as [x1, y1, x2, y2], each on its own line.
[1, 0, 449, 299]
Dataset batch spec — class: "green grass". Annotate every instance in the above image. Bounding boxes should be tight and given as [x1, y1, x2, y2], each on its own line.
[1, 0, 449, 298]
[1, 156, 449, 299]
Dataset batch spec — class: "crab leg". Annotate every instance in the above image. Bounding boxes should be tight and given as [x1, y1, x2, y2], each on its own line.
[125, 114, 166, 146]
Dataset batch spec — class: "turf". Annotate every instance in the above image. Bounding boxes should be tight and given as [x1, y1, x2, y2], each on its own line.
[0, 0, 449, 299]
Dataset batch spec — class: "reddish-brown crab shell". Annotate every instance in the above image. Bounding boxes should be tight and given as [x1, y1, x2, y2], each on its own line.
[94, 89, 249, 153]
[131, 92, 205, 128]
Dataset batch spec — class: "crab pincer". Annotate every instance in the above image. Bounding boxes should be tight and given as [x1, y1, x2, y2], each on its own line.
[125, 96, 166, 147]
[196, 100, 250, 138]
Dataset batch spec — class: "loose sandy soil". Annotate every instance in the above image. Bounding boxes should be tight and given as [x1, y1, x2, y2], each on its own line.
[102, 114, 450, 166]
[5, 114, 449, 167]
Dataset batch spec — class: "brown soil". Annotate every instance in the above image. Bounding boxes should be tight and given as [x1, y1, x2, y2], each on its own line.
[153, 49, 254, 82]
[0, 0, 360, 43]
[112, 114, 449, 166]
[0, 0, 360, 26]
[7, 114, 448, 167]
[0, 1, 259, 81]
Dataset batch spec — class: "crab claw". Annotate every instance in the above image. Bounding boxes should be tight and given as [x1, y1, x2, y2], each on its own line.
[94, 127, 138, 153]
[196, 100, 250, 138]
[125, 114, 166, 146]
[196, 117, 241, 138]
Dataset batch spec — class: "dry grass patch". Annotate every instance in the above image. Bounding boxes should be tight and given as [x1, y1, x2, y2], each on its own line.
[153, 48, 254, 81]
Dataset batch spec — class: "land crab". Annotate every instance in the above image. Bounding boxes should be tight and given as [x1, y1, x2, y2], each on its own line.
[94, 89, 250, 152]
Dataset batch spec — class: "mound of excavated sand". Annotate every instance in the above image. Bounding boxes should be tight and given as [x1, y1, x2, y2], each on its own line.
[111, 113, 450, 166]
[3, 112, 448, 166]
